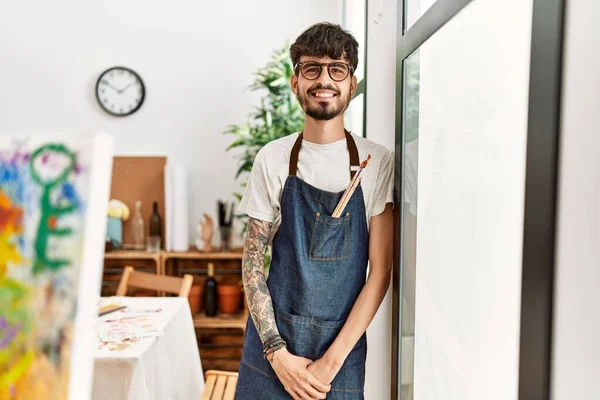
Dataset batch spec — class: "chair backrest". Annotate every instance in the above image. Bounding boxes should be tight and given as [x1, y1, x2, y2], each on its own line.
[116, 266, 194, 297]
[201, 370, 238, 400]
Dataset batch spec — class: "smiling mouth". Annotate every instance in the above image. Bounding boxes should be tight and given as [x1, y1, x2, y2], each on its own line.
[310, 91, 337, 99]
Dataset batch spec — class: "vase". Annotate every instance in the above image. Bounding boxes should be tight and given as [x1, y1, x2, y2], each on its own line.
[106, 217, 123, 249]
[219, 226, 232, 251]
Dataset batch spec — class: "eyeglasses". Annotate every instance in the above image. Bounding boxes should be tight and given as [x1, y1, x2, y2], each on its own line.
[295, 62, 354, 82]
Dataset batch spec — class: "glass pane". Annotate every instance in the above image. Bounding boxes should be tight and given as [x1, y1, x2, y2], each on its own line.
[344, 0, 366, 136]
[405, 0, 439, 31]
[345, 92, 364, 137]
[344, 0, 366, 82]
[400, 48, 419, 400]
[398, 0, 534, 398]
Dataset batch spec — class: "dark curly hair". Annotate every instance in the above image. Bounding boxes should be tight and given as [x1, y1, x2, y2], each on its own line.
[290, 22, 359, 74]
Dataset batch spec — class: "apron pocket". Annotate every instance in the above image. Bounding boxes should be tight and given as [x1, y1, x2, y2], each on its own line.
[309, 212, 350, 261]
[275, 307, 346, 360]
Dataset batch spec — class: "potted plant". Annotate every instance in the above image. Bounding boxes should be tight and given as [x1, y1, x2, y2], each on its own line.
[224, 44, 304, 273]
[224, 44, 304, 228]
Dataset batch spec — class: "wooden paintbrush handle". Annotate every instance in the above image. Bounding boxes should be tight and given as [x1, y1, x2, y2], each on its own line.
[332, 170, 365, 218]
[332, 169, 362, 217]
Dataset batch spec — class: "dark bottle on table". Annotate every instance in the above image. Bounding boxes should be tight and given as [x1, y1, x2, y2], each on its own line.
[149, 201, 162, 244]
[204, 263, 218, 317]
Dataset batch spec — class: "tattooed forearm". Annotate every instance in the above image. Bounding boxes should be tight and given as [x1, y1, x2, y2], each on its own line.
[242, 217, 280, 344]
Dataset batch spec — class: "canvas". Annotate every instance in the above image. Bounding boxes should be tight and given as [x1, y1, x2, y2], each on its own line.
[0, 133, 113, 400]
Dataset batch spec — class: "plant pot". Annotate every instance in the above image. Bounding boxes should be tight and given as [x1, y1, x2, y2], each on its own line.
[188, 284, 202, 314]
[217, 284, 242, 314]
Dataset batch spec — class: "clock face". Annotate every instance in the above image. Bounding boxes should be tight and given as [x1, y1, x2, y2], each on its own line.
[95, 67, 145, 116]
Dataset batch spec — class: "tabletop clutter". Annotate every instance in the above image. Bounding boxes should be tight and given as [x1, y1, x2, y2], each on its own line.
[105, 198, 163, 252]
[95, 300, 164, 345]
[105, 196, 238, 253]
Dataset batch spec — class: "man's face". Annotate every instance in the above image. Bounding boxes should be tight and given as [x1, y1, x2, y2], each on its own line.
[291, 56, 357, 121]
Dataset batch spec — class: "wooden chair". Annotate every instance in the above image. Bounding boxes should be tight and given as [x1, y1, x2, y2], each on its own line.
[201, 370, 238, 400]
[116, 266, 194, 297]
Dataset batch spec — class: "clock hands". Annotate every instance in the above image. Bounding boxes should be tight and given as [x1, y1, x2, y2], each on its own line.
[101, 80, 120, 92]
[117, 82, 134, 94]
[102, 80, 135, 94]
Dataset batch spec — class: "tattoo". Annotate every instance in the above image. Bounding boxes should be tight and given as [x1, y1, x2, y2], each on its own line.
[242, 217, 280, 344]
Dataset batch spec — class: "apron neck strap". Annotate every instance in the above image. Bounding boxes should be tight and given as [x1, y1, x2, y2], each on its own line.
[289, 130, 360, 180]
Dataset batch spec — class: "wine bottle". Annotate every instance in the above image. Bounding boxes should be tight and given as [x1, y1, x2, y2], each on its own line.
[132, 201, 144, 249]
[149, 201, 162, 245]
[204, 263, 218, 317]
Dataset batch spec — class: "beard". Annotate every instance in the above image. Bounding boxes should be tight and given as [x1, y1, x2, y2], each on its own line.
[297, 84, 351, 121]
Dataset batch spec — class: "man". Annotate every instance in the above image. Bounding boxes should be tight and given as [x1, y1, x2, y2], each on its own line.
[235, 22, 394, 400]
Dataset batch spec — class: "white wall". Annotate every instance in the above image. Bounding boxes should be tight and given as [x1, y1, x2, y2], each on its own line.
[551, 0, 600, 398]
[364, 0, 398, 398]
[411, 0, 532, 399]
[0, 1, 405, 396]
[0, 0, 342, 245]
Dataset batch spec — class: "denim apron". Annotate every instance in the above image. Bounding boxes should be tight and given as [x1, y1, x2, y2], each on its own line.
[235, 131, 369, 399]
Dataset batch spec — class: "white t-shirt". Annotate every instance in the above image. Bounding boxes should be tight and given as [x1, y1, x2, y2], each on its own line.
[238, 132, 394, 239]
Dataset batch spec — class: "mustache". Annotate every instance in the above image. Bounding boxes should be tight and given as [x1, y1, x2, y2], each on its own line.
[307, 83, 339, 95]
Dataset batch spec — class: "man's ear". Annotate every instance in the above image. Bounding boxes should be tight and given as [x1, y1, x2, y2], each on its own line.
[350, 75, 358, 98]
[291, 75, 299, 98]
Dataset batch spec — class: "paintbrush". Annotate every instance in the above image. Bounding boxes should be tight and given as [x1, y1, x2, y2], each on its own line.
[217, 200, 234, 227]
[98, 305, 127, 317]
[228, 202, 235, 226]
[332, 154, 371, 218]
[217, 200, 225, 226]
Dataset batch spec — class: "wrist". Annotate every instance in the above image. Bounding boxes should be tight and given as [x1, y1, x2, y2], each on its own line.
[263, 335, 287, 360]
[269, 346, 288, 363]
[323, 347, 346, 369]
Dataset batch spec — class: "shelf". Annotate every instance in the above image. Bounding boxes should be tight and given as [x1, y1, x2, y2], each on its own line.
[163, 250, 243, 260]
[104, 250, 161, 260]
[193, 312, 247, 330]
[104, 249, 241, 261]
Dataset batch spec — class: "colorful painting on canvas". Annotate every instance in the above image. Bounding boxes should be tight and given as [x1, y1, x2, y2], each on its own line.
[0, 135, 110, 399]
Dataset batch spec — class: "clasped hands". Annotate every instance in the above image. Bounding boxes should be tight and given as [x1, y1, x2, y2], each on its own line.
[269, 347, 343, 400]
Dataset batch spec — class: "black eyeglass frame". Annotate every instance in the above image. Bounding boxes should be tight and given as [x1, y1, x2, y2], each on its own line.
[294, 61, 355, 82]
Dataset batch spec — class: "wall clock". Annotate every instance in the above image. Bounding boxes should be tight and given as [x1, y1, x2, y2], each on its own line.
[95, 66, 145, 116]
